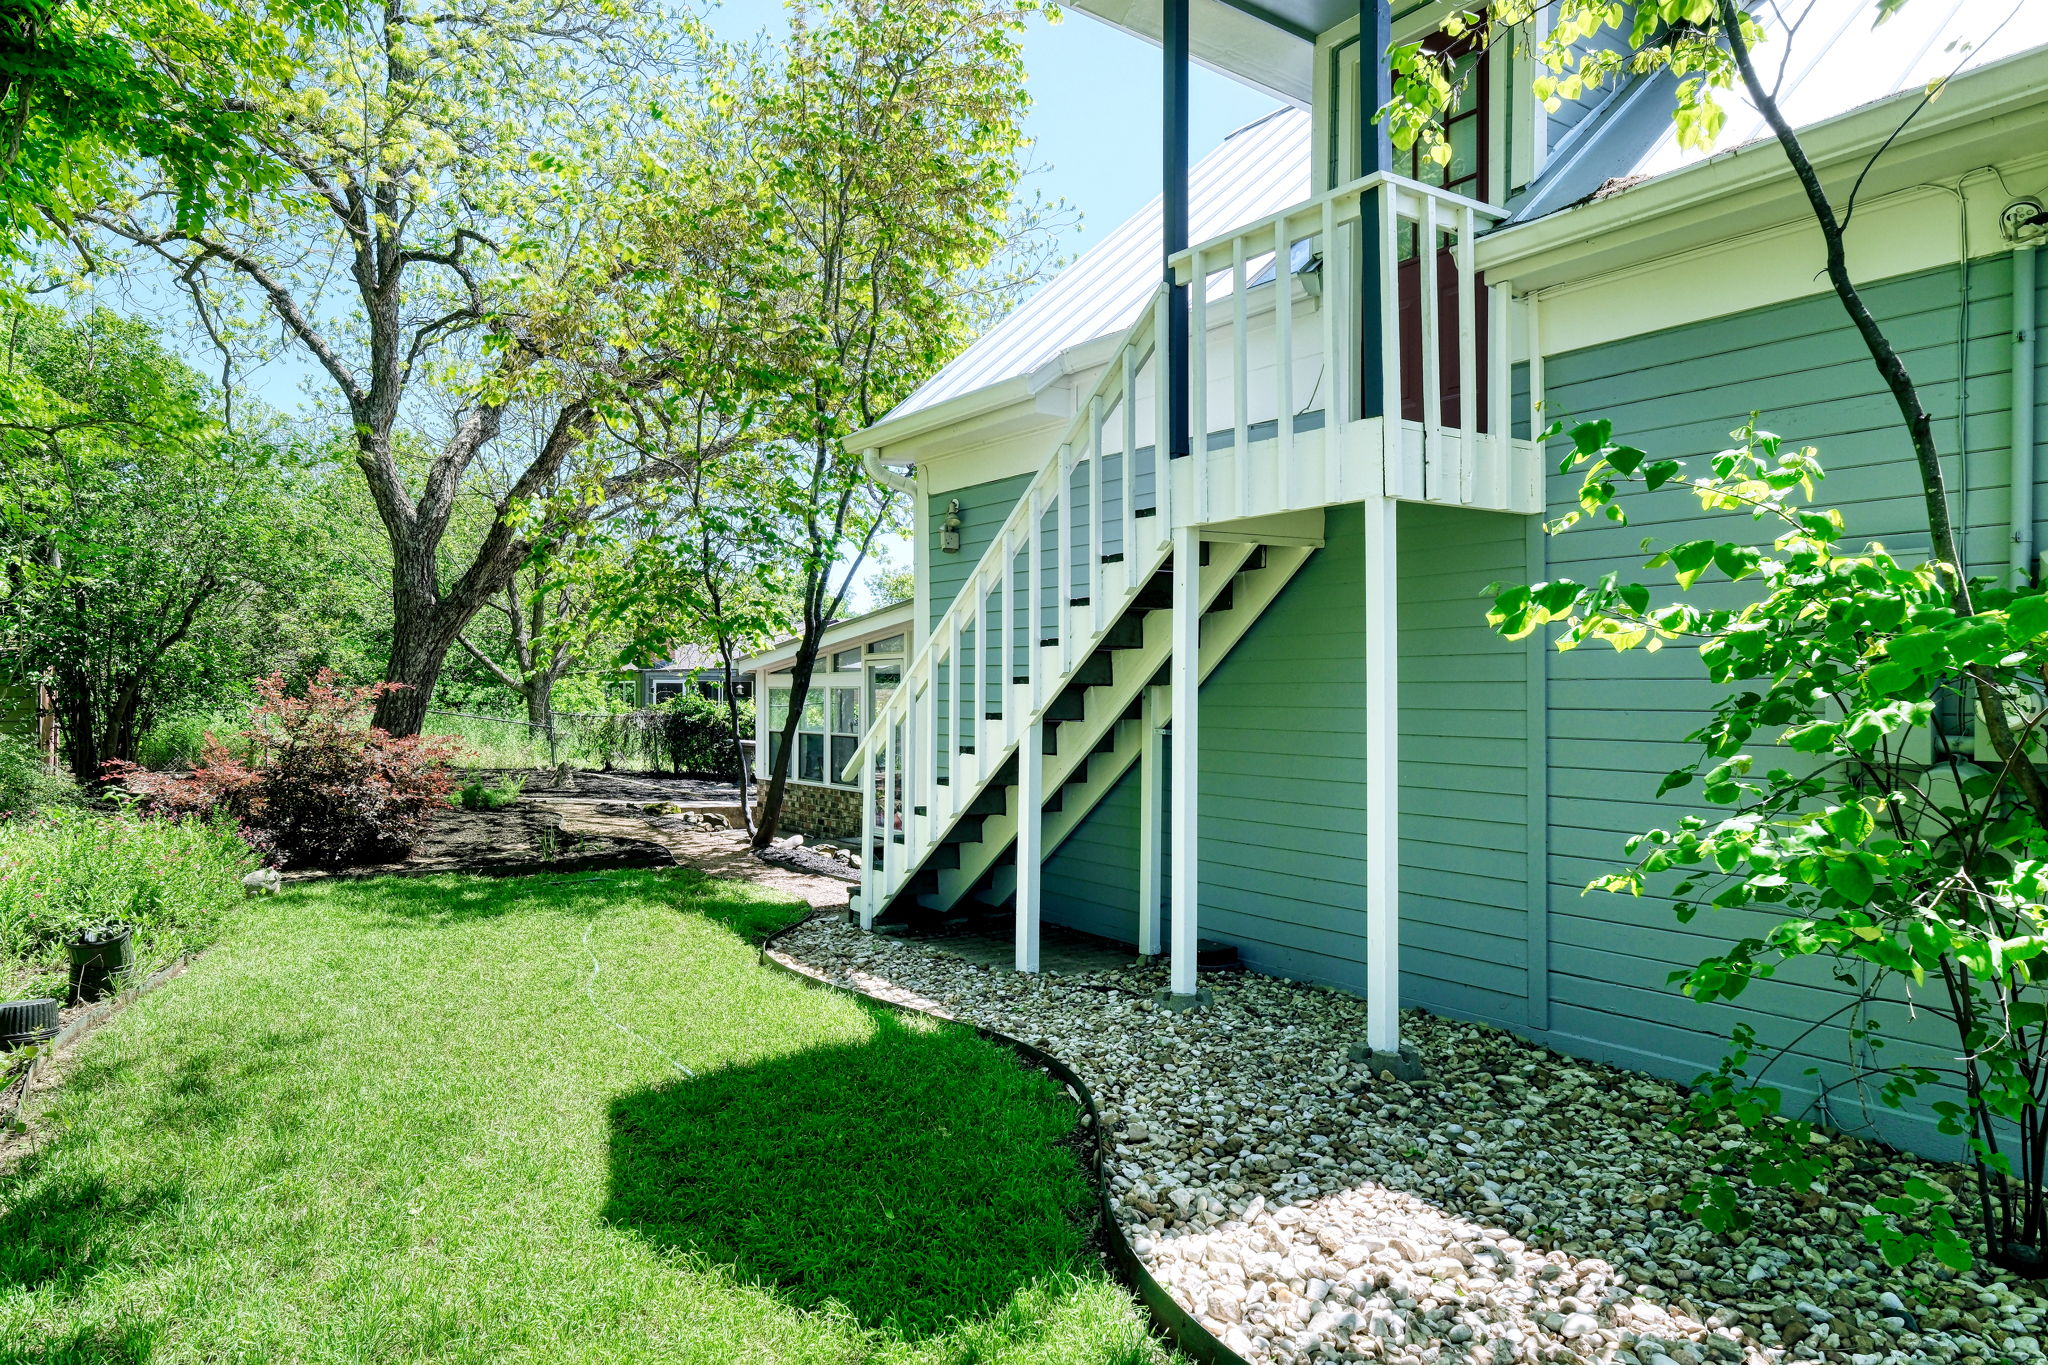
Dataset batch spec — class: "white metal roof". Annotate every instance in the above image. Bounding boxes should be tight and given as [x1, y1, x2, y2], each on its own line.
[885, 106, 1309, 427]
[1631, 0, 2047, 180]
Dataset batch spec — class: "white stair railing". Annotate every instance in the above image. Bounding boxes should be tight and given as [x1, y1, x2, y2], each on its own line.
[844, 287, 1175, 919]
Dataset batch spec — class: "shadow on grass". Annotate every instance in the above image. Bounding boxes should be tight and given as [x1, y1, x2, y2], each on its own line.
[603, 1001, 1098, 1343]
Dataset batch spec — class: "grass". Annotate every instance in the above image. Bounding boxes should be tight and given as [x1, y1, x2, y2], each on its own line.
[0, 808, 255, 999]
[0, 867, 1169, 1365]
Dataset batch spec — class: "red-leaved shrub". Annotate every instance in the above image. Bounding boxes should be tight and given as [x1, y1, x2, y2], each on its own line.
[109, 672, 461, 869]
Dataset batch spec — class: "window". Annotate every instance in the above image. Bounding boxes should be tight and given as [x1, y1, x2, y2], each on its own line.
[653, 681, 684, 705]
[833, 647, 863, 671]
[867, 634, 906, 656]
[768, 681, 861, 788]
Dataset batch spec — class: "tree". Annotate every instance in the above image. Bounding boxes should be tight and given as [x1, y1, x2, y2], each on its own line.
[0, 306, 306, 780]
[1388, 1, 2048, 1269]
[76, 0, 771, 735]
[732, 0, 1044, 849]
[864, 563, 914, 607]
[0, 0, 337, 271]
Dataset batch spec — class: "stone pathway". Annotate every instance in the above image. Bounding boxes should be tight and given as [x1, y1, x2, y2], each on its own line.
[772, 917, 2048, 1365]
[542, 800, 849, 910]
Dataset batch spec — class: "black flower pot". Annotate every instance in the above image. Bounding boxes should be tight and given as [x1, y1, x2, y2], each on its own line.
[66, 925, 135, 1006]
[0, 997, 59, 1052]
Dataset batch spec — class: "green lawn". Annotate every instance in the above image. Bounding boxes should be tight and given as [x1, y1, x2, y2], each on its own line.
[0, 869, 1166, 1365]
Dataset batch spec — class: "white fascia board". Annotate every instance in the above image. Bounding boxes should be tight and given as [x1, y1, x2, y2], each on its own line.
[738, 601, 917, 676]
[1476, 48, 2048, 293]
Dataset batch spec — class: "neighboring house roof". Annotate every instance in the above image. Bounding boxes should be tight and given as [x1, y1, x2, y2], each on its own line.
[737, 599, 916, 675]
[641, 644, 734, 675]
[1514, 0, 2048, 219]
[887, 107, 1308, 426]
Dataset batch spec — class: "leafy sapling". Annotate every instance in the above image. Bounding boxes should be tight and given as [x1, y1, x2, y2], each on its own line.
[1491, 417, 2048, 1275]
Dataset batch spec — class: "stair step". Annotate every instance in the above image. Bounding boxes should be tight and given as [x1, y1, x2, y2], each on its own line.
[1100, 552, 1123, 564]
[1209, 583, 1234, 613]
[1045, 691, 1086, 722]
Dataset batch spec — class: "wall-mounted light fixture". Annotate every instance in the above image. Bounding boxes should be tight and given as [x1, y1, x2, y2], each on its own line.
[1299, 251, 1324, 304]
[940, 499, 963, 554]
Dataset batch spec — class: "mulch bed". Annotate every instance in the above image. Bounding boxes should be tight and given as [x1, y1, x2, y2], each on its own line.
[282, 802, 675, 882]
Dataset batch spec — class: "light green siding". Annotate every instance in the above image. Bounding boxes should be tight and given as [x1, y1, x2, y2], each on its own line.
[1039, 501, 1534, 1025]
[927, 473, 1033, 633]
[1538, 259, 2029, 1154]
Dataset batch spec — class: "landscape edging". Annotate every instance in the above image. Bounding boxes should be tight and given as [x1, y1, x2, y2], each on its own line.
[756, 913, 1253, 1365]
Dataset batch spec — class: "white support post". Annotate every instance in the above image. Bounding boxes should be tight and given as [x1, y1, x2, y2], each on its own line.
[1168, 522, 1202, 998]
[859, 720, 877, 928]
[1363, 494, 1401, 1054]
[1138, 684, 1165, 957]
[1016, 718, 1044, 973]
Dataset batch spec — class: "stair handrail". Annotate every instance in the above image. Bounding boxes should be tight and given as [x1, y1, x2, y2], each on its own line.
[840, 283, 1169, 783]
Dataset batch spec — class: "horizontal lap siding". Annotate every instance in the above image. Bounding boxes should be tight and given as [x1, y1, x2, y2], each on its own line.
[1186, 502, 1535, 1017]
[1538, 261, 2020, 1157]
[928, 473, 1034, 633]
[1042, 764, 1149, 944]
[1396, 503, 1534, 1028]
[1193, 503, 1367, 987]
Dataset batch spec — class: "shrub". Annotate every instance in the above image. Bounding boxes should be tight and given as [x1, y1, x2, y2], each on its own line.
[110, 671, 461, 869]
[647, 693, 750, 776]
[0, 805, 255, 996]
[0, 733, 80, 821]
[454, 774, 524, 811]
[1492, 419, 2048, 1274]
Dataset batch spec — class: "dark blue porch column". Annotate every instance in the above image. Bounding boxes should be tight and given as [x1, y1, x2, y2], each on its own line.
[1359, 0, 1392, 420]
[1163, 0, 1190, 459]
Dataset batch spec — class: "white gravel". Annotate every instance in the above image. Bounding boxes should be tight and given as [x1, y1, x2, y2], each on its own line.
[771, 916, 2048, 1365]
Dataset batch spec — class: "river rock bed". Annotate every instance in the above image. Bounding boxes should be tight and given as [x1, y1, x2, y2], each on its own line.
[770, 916, 2048, 1365]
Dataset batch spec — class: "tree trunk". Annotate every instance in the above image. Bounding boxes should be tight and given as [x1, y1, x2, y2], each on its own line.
[715, 635, 755, 837]
[750, 627, 825, 850]
[373, 596, 466, 736]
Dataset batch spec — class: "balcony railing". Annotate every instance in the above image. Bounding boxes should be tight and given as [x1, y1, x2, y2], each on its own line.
[1168, 169, 1540, 518]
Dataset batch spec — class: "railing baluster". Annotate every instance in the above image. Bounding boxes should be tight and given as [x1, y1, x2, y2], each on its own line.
[1001, 527, 1015, 727]
[1488, 281, 1511, 509]
[1121, 342, 1138, 590]
[1231, 234, 1249, 518]
[1378, 185, 1401, 476]
[948, 612, 964, 799]
[1418, 191, 1442, 499]
[1274, 214, 1295, 508]
[973, 573, 989, 784]
[1319, 195, 1340, 504]
[1456, 201, 1478, 506]
[1056, 443, 1074, 676]
[1028, 483, 1045, 713]
[1189, 244, 1209, 521]
[1153, 290, 1173, 534]
[1087, 396, 1104, 635]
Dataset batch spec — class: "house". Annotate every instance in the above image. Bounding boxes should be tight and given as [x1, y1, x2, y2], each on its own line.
[742, 599, 914, 839]
[633, 645, 751, 709]
[839, 0, 2048, 1159]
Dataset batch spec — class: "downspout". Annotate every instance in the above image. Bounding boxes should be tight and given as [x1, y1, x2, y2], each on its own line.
[861, 447, 915, 497]
[2014, 244, 2039, 588]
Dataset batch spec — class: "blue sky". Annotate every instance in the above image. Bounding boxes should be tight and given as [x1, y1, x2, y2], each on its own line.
[714, 1, 1278, 261]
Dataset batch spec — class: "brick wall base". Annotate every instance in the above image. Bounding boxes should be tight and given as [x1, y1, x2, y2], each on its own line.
[761, 781, 861, 842]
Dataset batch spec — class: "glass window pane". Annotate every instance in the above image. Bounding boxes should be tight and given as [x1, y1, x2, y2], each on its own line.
[832, 687, 860, 735]
[798, 732, 825, 782]
[800, 690, 825, 731]
[833, 647, 863, 671]
[867, 634, 906, 655]
[768, 687, 790, 728]
[830, 734, 856, 781]
[768, 731, 785, 772]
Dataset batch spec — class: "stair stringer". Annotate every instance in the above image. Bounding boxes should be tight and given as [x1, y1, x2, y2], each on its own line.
[905, 542, 1259, 914]
[975, 538, 1319, 910]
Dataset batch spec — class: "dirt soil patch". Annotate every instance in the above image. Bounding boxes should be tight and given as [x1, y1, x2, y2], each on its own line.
[476, 768, 741, 804]
[283, 802, 674, 882]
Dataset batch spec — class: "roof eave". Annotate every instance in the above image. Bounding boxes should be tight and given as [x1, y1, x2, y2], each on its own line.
[1477, 46, 2048, 290]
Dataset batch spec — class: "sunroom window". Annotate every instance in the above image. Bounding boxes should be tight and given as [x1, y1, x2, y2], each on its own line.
[766, 681, 862, 788]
